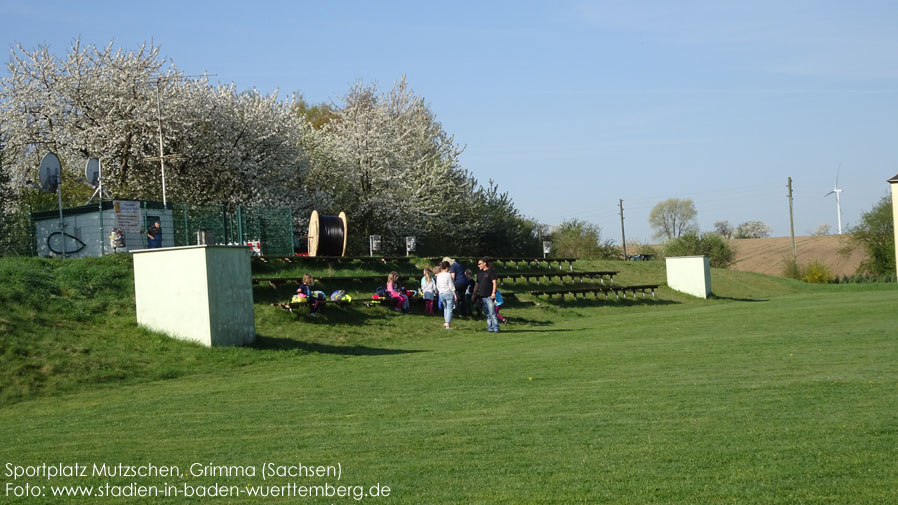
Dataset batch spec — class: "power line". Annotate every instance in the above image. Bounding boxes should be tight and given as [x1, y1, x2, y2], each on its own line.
[539, 182, 785, 223]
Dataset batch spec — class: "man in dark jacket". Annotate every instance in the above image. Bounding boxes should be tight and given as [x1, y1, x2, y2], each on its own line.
[475, 257, 500, 333]
[147, 221, 163, 248]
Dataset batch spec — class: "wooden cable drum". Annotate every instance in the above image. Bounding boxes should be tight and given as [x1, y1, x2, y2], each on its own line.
[308, 211, 348, 257]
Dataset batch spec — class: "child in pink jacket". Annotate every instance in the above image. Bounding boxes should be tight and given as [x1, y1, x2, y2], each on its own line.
[387, 271, 409, 313]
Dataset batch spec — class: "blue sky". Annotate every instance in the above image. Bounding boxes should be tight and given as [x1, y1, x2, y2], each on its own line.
[3, 0, 897, 242]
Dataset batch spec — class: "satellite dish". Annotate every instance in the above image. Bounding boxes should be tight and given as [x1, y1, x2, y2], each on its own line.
[84, 158, 100, 186]
[38, 152, 61, 193]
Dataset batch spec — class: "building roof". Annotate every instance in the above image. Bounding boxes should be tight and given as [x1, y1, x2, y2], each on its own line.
[889, 173, 898, 183]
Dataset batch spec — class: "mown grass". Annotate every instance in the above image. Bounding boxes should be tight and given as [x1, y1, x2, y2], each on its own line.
[0, 255, 302, 405]
[0, 254, 862, 404]
[1, 255, 896, 503]
[0, 255, 636, 404]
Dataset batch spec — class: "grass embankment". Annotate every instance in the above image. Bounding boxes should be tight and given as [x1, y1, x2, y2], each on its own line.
[1, 255, 896, 503]
[0, 255, 272, 405]
[8, 254, 718, 404]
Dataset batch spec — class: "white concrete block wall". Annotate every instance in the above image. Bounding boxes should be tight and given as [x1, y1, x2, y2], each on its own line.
[133, 245, 255, 347]
[204, 247, 257, 346]
[892, 181, 898, 281]
[666, 256, 712, 299]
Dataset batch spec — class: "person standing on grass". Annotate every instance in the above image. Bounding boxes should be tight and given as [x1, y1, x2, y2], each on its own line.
[434, 265, 444, 312]
[464, 268, 479, 318]
[476, 257, 500, 333]
[436, 260, 457, 330]
[444, 257, 470, 317]
[421, 268, 436, 315]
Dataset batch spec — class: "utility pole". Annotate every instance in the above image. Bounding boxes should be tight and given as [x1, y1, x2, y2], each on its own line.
[619, 199, 627, 259]
[788, 177, 797, 268]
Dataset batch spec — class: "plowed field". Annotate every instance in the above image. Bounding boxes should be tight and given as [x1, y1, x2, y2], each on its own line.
[730, 236, 866, 277]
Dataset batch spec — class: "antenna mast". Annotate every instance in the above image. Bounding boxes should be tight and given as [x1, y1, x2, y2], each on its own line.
[157, 80, 167, 205]
[144, 73, 214, 205]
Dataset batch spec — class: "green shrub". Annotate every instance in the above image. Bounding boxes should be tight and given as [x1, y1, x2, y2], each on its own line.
[781, 257, 802, 280]
[623, 241, 662, 260]
[550, 219, 620, 260]
[782, 258, 838, 284]
[637, 243, 662, 260]
[831, 273, 896, 284]
[663, 232, 735, 268]
[0, 205, 33, 256]
[841, 195, 895, 277]
[802, 260, 833, 284]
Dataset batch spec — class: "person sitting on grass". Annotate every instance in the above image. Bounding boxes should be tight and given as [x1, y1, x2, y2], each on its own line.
[297, 273, 322, 317]
[386, 271, 409, 313]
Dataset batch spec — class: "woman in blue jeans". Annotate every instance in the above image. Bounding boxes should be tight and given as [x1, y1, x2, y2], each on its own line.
[435, 260, 457, 330]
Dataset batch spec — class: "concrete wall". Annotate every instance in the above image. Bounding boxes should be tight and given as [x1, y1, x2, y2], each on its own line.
[133, 245, 255, 347]
[204, 247, 256, 346]
[666, 255, 711, 299]
[892, 182, 898, 280]
[34, 206, 174, 258]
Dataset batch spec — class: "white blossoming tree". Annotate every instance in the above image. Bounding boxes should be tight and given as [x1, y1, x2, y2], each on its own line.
[1, 40, 542, 256]
[734, 221, 772, 239]
[0, 40, 313, 215]
[308, 77, 478, 252]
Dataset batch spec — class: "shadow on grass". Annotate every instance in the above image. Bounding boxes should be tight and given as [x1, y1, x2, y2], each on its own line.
[251, 335, 426, 356]
[499, 328, 578, 334]
[296, 307, 395, 327]
[486, 317, 554, 326]
[709, 294, 770, 302]
[531, 298, 681, 308]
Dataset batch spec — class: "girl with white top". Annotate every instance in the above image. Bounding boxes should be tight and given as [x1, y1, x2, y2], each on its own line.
[435, 260, 457, 329]
[420, 268, 436, 315]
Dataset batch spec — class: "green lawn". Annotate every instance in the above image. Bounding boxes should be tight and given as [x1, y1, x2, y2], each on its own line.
[1, 256, 896, 503]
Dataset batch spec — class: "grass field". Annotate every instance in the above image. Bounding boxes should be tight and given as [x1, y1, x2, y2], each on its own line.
[1, 255, 896, 504]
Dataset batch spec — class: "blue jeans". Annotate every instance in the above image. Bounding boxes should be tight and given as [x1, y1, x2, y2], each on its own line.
[440, 293, 455, 324]
[481, 297, 499, 332]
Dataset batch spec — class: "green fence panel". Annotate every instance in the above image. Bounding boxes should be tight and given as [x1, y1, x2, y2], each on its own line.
[239, 206, 294, 257]
[172, 204, 229, 247]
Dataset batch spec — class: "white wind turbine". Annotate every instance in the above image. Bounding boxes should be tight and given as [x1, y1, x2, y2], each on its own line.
[824, 168, 843, 234]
